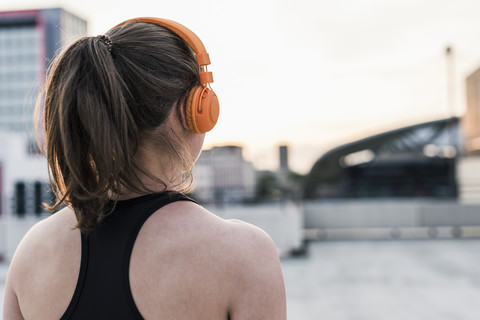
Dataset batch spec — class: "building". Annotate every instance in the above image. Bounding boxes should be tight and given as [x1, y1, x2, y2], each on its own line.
[279, 145, 289, 172]
[303, 118, 462, 200]
[0, 7, 86, 211]
[0, 7, 87, 211]
[0, 130, 50, 215]
[194, 146, 256, 204]
[0, 8, 87, 140]
[464, 67, 480, 154]
[457, 67, 480, 203]
[0, 9, 87, 260]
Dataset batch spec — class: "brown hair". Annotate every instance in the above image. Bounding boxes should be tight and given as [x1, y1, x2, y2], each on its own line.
[38, 22, 199, 233]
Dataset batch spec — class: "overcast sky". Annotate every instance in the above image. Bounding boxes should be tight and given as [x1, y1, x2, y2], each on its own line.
[2, 0, 480, 173]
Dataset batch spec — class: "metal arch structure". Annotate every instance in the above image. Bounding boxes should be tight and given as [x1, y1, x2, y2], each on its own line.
[303, 117, 462, 199]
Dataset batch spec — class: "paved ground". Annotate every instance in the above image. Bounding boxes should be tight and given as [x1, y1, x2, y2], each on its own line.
[282, 239, 480, 320]
[2, 239, 480, 319]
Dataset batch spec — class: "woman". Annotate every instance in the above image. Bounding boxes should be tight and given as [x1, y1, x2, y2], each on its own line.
[3, 17, 286, 319]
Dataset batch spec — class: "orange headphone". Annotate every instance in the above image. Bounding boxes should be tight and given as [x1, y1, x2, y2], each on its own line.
[115, 17, 220, 134]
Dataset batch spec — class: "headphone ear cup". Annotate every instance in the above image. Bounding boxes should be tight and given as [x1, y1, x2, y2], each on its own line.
[185, 85, 219, 134]
[185, 88, 199, 133]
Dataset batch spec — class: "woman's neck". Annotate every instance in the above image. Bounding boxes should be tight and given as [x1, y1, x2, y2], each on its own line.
[112, 143, 186, 200]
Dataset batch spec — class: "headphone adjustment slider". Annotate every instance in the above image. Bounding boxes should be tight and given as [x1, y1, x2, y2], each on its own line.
[199, 71, 214, 84]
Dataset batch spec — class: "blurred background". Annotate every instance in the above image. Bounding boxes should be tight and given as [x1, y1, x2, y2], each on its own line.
[1, 1, 480, 319]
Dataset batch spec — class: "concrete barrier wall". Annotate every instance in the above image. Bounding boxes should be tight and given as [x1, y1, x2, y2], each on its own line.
[457, 156, 480, 204]
[304, 200, 480, 229]
[208, 202, 304, 256]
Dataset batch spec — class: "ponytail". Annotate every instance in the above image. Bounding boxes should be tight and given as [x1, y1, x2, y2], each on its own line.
[43, 36, 136, 231]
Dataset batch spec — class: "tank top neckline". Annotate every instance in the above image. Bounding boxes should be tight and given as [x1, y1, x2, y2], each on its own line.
[110, 191, 179, 208]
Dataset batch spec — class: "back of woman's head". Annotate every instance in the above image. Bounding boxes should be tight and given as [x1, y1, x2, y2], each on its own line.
[41, 21, 199, 233]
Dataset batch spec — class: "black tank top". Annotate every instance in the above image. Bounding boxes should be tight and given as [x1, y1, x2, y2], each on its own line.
[60, 191, 197, 320]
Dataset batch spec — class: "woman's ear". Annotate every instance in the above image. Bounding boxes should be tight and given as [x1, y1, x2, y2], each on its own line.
[176, 98, 190, 131]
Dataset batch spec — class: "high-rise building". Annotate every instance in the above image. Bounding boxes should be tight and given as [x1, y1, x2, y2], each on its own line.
[279, 145, 289, 171]
[194, 146, 256, 204]
[457, 67, 480, 203]
[0, 8, 87, 138]
[465, 67, 480, 155]
[0, 9, 87, 260]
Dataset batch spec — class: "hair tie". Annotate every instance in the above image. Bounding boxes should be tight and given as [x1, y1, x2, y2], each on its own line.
[96, 35, 113, 52]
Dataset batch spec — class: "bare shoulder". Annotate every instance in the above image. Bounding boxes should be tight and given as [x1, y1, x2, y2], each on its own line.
[221, 219, 287, 319]
[224, 218, 279, 254]
[214, 216, 282, 271]
[9, 207, 78, 272]
[144, 201, 287, 319]
[5, 207, 80, 320]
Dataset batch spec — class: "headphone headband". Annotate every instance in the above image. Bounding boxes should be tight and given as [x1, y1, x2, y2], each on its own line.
[114, 17, 213, 82]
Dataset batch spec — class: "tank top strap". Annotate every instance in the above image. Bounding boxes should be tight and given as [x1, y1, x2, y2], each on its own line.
[60, 231, 89, 320]
[122, 191, 198, 318]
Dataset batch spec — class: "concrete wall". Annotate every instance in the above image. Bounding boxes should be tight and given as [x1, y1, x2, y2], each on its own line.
[304, 199, 480, 229]
[457, 156, 480, 203]
[208, 202, 304, 256]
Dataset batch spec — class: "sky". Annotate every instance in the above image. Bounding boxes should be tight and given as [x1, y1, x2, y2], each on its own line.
[2, 0, 480, 173]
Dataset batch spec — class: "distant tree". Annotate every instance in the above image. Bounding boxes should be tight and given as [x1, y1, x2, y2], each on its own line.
[255, 171, 279, 201]
[287, 171, 306, 201]
[255, 170, 305, 202]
